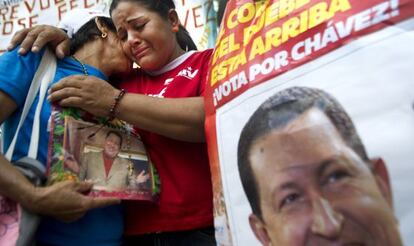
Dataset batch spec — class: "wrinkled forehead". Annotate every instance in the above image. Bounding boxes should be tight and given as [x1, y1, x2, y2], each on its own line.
[111, 2, 145, 28]
[249, 108, 348, 173]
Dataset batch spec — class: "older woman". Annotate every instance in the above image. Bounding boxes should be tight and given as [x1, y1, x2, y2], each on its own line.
[0, 9, 131, 246]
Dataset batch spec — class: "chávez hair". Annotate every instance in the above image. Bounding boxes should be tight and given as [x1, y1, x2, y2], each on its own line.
[106, 130, 123, 148]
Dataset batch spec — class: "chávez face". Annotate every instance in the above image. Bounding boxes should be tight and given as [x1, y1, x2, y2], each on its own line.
[248, 108, 401, 246]
[103, 132, 121, 159]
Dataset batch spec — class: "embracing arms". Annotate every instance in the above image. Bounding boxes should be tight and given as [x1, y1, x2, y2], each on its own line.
[8, 25, 206, 142]
[48, 76, 206, 142]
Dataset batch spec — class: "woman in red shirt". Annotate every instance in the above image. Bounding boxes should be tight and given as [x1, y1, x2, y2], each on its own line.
[9, 0, 216, 245]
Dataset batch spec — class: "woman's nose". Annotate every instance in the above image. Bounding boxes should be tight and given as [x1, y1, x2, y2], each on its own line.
[127, 31, 142, 45]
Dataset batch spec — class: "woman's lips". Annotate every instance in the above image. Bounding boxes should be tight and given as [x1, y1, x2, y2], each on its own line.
[133, 46, 150, 60]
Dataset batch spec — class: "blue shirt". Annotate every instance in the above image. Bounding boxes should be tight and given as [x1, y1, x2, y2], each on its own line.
[0, 47, 124, 246]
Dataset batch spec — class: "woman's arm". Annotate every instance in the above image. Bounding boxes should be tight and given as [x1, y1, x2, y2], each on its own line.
[117, 94, 205, 142]
[48, 75, 206, 142]
[0, 91, 119, 222]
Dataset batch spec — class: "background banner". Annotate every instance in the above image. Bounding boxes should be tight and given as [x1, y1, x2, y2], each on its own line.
[0, 0, 218, 53]
[205, 0, 414, 245]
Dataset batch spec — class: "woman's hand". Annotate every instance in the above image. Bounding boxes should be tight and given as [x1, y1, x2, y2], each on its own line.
[7, 25, 70, 58]
[48, 75, 119, 117]
[0, 154, 120, 223]
[30, 181, 120, 222]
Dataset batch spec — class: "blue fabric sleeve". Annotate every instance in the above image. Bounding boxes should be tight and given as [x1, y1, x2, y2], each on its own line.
[0, 46, 46, 107]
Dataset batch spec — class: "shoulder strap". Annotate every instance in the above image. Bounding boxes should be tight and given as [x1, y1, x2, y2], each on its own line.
[5, 49, 57, 161]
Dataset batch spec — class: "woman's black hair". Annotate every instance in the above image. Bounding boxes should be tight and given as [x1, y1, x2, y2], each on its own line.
[70, 17, 116, 55]
[109, 0, 197, 51]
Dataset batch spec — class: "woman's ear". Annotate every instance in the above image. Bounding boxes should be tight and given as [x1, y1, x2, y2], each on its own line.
[167, 9, 180, 32]
[94, 17, 108, 37]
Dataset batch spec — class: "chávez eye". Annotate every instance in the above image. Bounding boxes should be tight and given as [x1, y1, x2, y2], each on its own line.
[327, 170, 349, 184]
[281, 193, 300, 208]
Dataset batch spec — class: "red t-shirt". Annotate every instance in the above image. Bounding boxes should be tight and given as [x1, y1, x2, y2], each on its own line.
[119, 49, 214, 235]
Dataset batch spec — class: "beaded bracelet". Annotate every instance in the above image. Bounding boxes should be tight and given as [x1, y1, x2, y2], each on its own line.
[109, 89, 126, 120]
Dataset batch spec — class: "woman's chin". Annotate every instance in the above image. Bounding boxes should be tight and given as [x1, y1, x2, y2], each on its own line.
[136, 61, 163, 72]
[132, 56, 159, 71]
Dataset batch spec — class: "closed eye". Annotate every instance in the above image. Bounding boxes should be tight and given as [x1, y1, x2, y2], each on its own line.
[134, 23, 146, 31]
